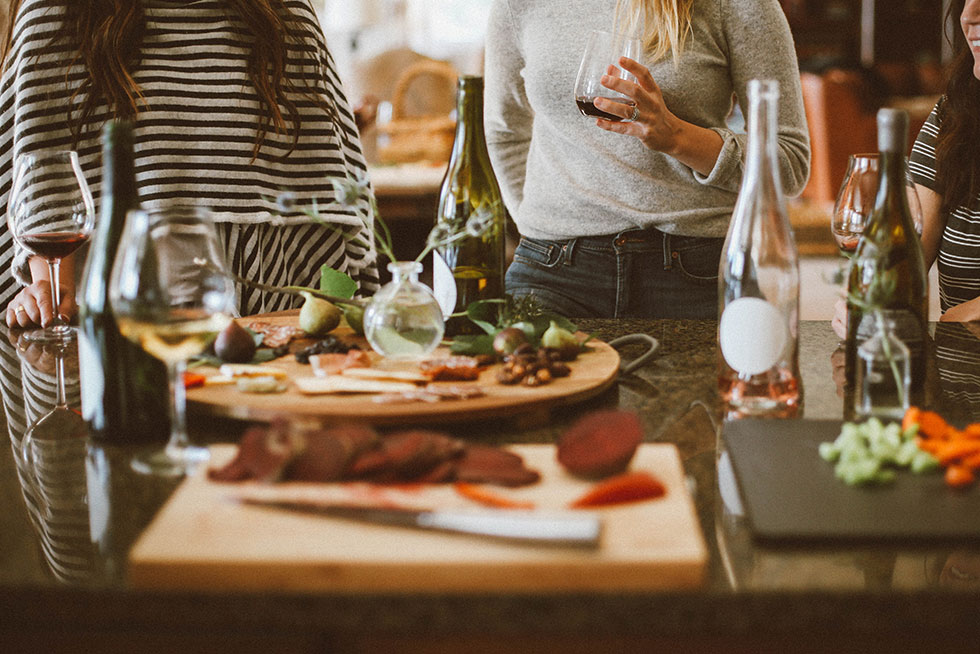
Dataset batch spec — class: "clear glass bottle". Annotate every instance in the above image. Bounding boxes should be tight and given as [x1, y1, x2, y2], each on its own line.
[855, 314, 911, 420]
[845, 108, 929, 410]
[364, 261, 445, 359]
[718, 79, 802, 418]
[433, 75, 506, 336]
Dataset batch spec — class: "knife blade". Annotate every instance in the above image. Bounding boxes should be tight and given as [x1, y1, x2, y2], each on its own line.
[241, 498, 603, 548]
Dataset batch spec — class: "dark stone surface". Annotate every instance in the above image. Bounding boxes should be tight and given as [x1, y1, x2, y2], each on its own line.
[2, 320, 979, 651]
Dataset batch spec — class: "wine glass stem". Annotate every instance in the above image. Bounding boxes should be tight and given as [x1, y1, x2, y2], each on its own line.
[45, 258, 67, 328]
[55, 350, 67, 409]
[166, 359, 191, 453]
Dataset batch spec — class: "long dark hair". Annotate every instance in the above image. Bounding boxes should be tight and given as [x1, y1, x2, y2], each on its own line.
[2, 0, 333, 155]
[936, 0, 980, 215]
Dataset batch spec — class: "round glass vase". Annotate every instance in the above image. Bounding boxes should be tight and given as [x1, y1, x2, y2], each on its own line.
[364, 261, 445, 360]
[855, 315, 911, 421]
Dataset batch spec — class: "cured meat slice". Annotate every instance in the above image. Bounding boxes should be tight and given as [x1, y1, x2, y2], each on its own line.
[286, 424, 380, 482]
[207, 420, 300, 482]
[245, 321, 306, 348]
[418, 356, 483, 381]
[454, 445, 541, 487]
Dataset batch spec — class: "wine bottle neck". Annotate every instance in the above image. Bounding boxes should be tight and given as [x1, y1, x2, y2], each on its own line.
[102, 120, 139, 215]
[451, 76, 489, 160]
[743, 80, 780, 188]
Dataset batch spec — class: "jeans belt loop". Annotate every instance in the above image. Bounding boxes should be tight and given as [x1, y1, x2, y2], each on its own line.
[662, 231, 672, 270]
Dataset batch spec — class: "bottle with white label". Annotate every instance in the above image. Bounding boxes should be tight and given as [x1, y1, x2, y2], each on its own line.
[433, 75, 506, 336]
[718, 79, 802, 418]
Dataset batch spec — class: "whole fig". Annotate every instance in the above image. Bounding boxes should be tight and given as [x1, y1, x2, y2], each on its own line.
[298, 291, 342, 336]
[214, 321, 257, 363]
[540, 320, 580, 360]
[493, 326, 529, 357]
[341, 303, 365, 335]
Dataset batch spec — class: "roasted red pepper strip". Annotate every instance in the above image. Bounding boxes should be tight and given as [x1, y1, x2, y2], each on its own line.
[183, 372, 206, 389]
[454, 482, 535, 509]
[569, 471, 666, 508]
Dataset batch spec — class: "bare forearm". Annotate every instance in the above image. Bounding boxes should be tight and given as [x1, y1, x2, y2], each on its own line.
[664, 117, 724, 177]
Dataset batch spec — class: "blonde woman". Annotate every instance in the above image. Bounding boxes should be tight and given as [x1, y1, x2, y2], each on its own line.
[485, 0, 810, 318]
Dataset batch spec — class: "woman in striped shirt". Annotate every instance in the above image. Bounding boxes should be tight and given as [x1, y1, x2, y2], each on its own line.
[909, 0, 980, 323]
[1, 0, 379, 327]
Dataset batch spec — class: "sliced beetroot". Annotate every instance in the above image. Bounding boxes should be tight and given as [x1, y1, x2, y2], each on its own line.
[556, 409, 643, 479]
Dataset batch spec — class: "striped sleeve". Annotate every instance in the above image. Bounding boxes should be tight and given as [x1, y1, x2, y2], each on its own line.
[0, 0, 379, 310]
[908, 99, 942, 193]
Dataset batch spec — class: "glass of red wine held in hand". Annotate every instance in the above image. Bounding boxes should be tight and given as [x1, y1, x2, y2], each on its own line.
[7, 151, 95, 343]
[832, 153, 923, 256]
[574, 30, 642, 122]
[109, 206, 234, 477]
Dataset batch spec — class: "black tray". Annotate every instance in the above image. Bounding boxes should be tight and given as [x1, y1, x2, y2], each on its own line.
[723, 418, 980, 544]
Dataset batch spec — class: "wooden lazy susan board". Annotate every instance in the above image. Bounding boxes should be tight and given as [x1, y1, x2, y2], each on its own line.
[186, 312, 621, 426]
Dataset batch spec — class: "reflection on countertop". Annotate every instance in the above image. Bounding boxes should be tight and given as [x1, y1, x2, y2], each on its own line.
[1, 319, 979, 650]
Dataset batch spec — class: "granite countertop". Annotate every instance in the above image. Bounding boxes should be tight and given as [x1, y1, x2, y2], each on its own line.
[2, 319, 979, 651]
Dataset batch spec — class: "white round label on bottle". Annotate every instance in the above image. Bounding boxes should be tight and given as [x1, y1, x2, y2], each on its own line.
[431, 251, 457, 320]
[719, 297, 787, 376]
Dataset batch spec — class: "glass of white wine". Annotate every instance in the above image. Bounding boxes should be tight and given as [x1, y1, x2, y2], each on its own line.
[109, 206, 234, 477]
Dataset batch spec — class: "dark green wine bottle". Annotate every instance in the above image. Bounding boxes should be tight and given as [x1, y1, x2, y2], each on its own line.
[845, 108, 929, 408]
[433, 75, 506, 336]
[78, 121, 170, 445]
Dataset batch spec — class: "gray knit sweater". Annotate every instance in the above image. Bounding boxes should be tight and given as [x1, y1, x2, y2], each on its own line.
[484, 0, 810, 241]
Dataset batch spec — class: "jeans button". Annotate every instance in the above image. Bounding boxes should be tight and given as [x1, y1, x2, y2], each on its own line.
[614, 237, 626, 246]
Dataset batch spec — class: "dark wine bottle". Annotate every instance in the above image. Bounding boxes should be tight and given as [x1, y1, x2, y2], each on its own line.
[845, 108, 929, 409]
[77, 120, 170, 445]
[433, 75, 506, 336]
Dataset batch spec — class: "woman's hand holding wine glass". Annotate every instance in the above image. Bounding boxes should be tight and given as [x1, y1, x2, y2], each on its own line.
[109, 205, 235, 477]
[6, 151, 94, 340]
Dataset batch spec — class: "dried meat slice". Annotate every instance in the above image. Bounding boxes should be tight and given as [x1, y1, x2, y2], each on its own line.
[418, 356, 483, 381]
[246, 321, 306, 348]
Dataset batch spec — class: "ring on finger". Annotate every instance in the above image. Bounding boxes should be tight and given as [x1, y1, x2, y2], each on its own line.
[14, 305, 26, 315]
[628, 104, 640, 122]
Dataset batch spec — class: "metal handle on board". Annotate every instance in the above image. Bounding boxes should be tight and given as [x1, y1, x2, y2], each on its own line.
[607, 333, 659, 375]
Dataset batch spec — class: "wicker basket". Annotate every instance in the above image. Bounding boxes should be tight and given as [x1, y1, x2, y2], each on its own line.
[376, 60, 459, 164]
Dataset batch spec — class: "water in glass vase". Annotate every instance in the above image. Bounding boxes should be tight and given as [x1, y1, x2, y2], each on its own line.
[364, 261, 445, 360]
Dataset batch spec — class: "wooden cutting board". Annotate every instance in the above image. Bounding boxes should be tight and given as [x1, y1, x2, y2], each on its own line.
[128, 444, 707, 592]
[187, 314, 621, 425]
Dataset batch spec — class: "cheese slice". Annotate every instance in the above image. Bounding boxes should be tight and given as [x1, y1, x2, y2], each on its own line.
[219, 364, 289, 379]
[294, 376, 419, 395]
[340, 367, 428, 384]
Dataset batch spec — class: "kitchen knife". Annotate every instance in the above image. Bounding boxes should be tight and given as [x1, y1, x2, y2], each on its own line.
[241, 498, 603, 548]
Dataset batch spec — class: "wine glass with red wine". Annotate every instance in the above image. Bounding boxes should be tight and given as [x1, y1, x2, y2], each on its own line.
[832, 153, 923, 256]
[7, 150, 95, 343]
[574, 30, 642, 122]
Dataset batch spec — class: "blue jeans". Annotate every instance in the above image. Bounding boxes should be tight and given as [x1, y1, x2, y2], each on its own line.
[506, 228, 723, 319]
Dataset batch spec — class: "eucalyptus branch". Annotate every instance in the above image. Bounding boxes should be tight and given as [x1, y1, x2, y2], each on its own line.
[196, 259, 366, 308]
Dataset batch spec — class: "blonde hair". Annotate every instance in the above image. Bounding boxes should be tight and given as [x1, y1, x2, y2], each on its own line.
[614, 0, 695, 64]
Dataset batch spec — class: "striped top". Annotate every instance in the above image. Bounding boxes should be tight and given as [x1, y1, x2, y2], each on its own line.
[0, 0, 378, 309]
[909, 100, 980, 313]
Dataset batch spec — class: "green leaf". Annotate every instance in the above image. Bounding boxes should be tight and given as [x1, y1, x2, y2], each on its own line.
[319, 266, 357, 299]
[449, 333, 495, 356]
[466, 299, 505, 335]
